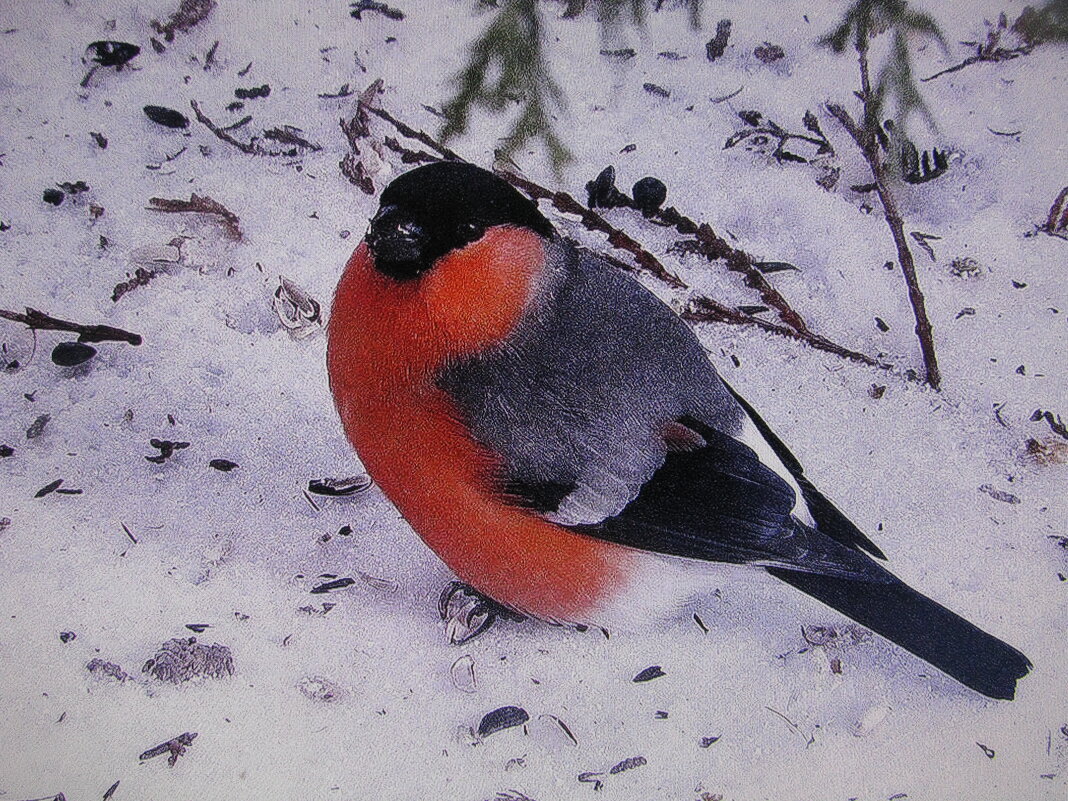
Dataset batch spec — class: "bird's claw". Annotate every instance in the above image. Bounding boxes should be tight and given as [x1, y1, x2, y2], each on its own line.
[438, 581, 523, 645]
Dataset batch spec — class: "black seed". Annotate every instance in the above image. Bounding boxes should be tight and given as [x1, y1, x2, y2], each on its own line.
[234, 84, 271, 99]
[632, 177, 667, 216]
[633, 665, 665, 682]
[35, 478, 64, 498]
[52, 342, 96, 366]
[337, 525, 353, 536]
[0, 445, 13, 457]
[43, 188, 65, 206]
[875, 317, 890, 332]
[477, 705, 529, 737]
[209, 458, 239, 472]
[86, 40, 140, 68]
[143, 105, 190, 129]
[310, 577, 356, 594]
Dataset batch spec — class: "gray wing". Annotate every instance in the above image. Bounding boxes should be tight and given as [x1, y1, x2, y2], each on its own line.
[437, 236, 884, 580]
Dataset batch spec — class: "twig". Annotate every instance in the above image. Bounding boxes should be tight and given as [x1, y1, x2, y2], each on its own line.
[362, 104, 899, 375]
[828, 90, 941, 388]
[683, 296, 889, 369]
[364, 106, 463, 161]
[190, 100, 260, 155]
[147, 193, 243, 241]
[0, 307, 142, 345]
[921, 44, 1033, 82]
[652, 205, 812, 334]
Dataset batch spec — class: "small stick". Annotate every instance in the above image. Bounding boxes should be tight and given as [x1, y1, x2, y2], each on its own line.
[652, 205, 811, 334]
[921, 44, 1033, 82]
[190, 99, 260, 155]
[147, 193, 243, 241]
[0, 307, 142, 345]
[828, 97, 941, 389]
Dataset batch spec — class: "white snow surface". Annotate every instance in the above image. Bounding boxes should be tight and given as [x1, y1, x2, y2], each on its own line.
[0, 1, 1066, 800]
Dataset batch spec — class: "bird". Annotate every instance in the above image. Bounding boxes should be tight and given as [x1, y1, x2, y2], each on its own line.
[326, 160, 1031, 700]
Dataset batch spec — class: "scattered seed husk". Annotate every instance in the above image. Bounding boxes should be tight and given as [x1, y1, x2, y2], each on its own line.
[754, 42, 785, 63]
[143, 637, 233, 683]
[59, 631, 76, 643]
[632, 665, 665, 682]
[853, 704, 891, 737]
[103, 780, 120, 801]
[450, 655, 477, 693]
[274, 276, 322, 337]
[477, 706, 529, 738]
[297, 675, 343, 702]
[185, 623, 211, 633]
[356, 570, 397, 593]
[310, 577, 356, 594]
[140, 731, 197, 767]
[609, 755, 647, 774]
[977, 742, 996, 759]
[538, 713, 578, 745]
[209, 458, 239, 472]
[700, 735, 721, 748]
[144, 105, 190, 129]
[643, 82, 670, 98]
[307, 475, 372, 497]
[578, 772, 605, 791]
[86, 658, 129, 682]
[978, 484, 1020, 505]
[52, 342, 96, 366]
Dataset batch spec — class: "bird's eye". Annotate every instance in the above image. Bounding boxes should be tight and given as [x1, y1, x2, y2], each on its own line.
[459, 222, 484, 242]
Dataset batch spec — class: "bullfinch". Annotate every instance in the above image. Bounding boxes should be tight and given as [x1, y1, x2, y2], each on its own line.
[326, 161, 1031, 700]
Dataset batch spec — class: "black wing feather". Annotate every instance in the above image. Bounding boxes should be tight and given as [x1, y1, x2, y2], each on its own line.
[720, 379, 886, 560]
[566, 421, 888, 581]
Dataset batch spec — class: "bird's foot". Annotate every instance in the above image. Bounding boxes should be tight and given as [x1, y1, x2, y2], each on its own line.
[438, 581, 525, 645]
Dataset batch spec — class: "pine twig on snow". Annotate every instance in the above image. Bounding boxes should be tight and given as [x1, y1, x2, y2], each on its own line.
[357, 103, 898, 375]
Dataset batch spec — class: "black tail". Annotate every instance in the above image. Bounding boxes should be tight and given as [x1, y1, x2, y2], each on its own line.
[767, 565, 1032, 700]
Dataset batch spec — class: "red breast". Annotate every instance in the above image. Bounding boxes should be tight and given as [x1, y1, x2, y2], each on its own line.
[327, 227, 633, 622]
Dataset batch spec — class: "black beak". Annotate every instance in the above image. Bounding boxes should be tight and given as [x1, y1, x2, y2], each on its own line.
[366, 204, 429, 280]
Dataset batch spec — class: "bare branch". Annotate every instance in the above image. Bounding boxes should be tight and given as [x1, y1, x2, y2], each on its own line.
[190, 100, 260, 155]
[147, 193, 243, 241]
[0, 307, 142, 345]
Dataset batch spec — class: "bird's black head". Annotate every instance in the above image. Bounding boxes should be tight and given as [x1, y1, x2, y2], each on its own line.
[366, 162, 555, 281]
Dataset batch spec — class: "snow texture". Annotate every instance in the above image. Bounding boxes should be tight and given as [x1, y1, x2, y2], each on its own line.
[0, 1, 1065, 800]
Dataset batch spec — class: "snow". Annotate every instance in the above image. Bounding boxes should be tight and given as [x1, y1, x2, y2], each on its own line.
[0, 1, 1065, 800]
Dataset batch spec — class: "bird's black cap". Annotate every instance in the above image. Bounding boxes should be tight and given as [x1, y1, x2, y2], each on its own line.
[367, 162, 555, 281]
